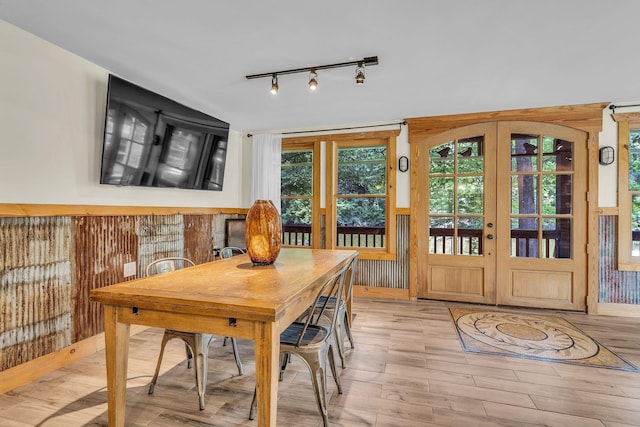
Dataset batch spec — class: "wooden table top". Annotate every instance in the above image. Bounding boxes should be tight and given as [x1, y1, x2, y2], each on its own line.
[90, 248, 357, 323]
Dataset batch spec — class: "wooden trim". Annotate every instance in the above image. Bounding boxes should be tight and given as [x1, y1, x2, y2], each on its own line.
[599, 207, 619, 215]
[0, 325, 148, 393]
[596, 302, 640, 318]
[353, 286, 410, 300]
[283, 129, 401, 144]
[587, 131, 600, 314]
[406, 102, 608, 143]
[0, 204, 248, 218]
[396, 207, 410, 215]
[611, 112, 640, 123]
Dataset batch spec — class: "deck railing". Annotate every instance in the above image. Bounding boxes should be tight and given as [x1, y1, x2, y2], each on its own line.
[282, 224, 386, 248]
[429, 228, 565, 258]
[283, 224, 569, 258]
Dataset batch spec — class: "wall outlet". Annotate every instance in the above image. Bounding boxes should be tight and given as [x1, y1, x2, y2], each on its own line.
[123, 261, 137, 277]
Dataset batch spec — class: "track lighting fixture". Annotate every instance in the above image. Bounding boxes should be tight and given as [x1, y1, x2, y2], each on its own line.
[355, 61, 365, 85]
[245, 56, 378, 94]
[308, 70, 318, 91]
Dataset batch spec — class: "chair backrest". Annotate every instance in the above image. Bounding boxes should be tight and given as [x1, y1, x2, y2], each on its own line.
[296, 262, 349, 347]
[146, 257, 195, 277]
[220, 246, 246, 259]
[343, 254, 358, 301]
[225, 218, 246, 250]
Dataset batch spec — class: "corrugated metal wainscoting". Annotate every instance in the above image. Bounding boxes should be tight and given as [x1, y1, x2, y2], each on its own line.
[599, 215, 640, 304]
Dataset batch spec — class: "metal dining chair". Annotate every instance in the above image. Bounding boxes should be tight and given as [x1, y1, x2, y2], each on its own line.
[145, 257, 243, 411]
[314, 254, 358, 368]
[249, 260, 350, 426]
[220, 246, 245, 259]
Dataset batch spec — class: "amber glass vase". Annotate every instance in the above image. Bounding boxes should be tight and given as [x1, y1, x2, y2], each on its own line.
[244, 199, 282, 265]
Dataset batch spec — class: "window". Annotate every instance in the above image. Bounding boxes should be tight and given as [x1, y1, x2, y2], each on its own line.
[280, 140, 321, 247]
[615, 113, 640, 270]
[326, 131, 398, 259]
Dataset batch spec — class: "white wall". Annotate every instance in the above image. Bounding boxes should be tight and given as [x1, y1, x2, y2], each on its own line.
[0, 21, 244, 208]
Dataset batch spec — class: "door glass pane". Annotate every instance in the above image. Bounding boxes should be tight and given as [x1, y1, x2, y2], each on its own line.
[457, 136, 484, 174]
[511, 217, 538, 258]
[430, 177, 454, 213]
[430, 142, 454, 174]
[457, 217, 483, 255]
[511, 134, 539, 171]
[542, 138, 573, 172]
[457, 176, 483, 214]
[542, 174, 572, 215]
[543, 218, 571, 259]
[430, 217, 453, 254]
[511, 175, 538, 215]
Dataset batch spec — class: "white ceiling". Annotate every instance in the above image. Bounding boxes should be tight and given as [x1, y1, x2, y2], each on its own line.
[1, 1, 639, 133]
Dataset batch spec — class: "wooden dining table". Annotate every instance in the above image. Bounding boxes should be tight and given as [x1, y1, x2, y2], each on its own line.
[89, 247, 357, 427]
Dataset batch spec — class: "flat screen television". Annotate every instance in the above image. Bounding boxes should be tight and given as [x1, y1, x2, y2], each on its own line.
[100, 74, 230, 191]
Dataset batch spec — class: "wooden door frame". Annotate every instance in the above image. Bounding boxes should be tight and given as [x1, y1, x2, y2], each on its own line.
[406, 102, 607, 314]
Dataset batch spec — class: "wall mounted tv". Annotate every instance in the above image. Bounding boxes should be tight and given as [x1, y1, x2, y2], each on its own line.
[100, 74, 230, 191]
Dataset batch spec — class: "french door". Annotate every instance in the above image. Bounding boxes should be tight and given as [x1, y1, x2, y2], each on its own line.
[416, 121, 587, 310]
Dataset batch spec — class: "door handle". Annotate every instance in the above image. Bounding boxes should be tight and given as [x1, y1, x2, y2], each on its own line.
[486, 234, 494, 240]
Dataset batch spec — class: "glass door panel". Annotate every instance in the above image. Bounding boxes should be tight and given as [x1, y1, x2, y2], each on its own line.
[428, 136, 485, 256]
[509, 133, 574, 260]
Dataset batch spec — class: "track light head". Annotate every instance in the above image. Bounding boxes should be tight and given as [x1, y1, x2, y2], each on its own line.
[308, 70, 318, 91]
[355, 61, 365, 85]
[270, 74, 278, 94]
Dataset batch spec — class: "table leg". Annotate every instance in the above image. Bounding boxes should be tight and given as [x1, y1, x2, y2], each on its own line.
[254, 322, 279, 427]
[104, 305, 130, 426]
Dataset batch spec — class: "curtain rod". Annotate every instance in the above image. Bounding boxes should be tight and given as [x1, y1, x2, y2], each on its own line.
[247, 121, 406, 138]
[609, 103, 640, 112]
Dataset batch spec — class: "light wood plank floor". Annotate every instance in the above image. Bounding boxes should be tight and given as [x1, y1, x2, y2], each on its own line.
[1, 299, 640, 426]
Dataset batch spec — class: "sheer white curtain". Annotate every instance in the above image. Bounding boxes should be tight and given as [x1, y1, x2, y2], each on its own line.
[251, 133, 282, 212]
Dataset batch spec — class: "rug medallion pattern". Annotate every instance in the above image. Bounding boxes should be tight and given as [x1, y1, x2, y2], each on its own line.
[449, 308, 638, 371]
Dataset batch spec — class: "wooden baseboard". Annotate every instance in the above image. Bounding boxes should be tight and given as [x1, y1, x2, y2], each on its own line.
[0, 325, 149, 394]
[595, 302, 640, 318]
[354, 286, 409, 300]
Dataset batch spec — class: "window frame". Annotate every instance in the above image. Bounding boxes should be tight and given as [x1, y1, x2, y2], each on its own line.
[326, 131, 398, 260]
[280, 139, 322, 248]
[614, 113, 640, 270]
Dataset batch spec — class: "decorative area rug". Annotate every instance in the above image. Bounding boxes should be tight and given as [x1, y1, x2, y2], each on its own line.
[449, 308, 638, 372]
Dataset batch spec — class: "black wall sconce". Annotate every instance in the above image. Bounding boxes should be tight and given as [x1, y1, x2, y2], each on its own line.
[398, 156, 409, 172]
[599, 146, 615, 165]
